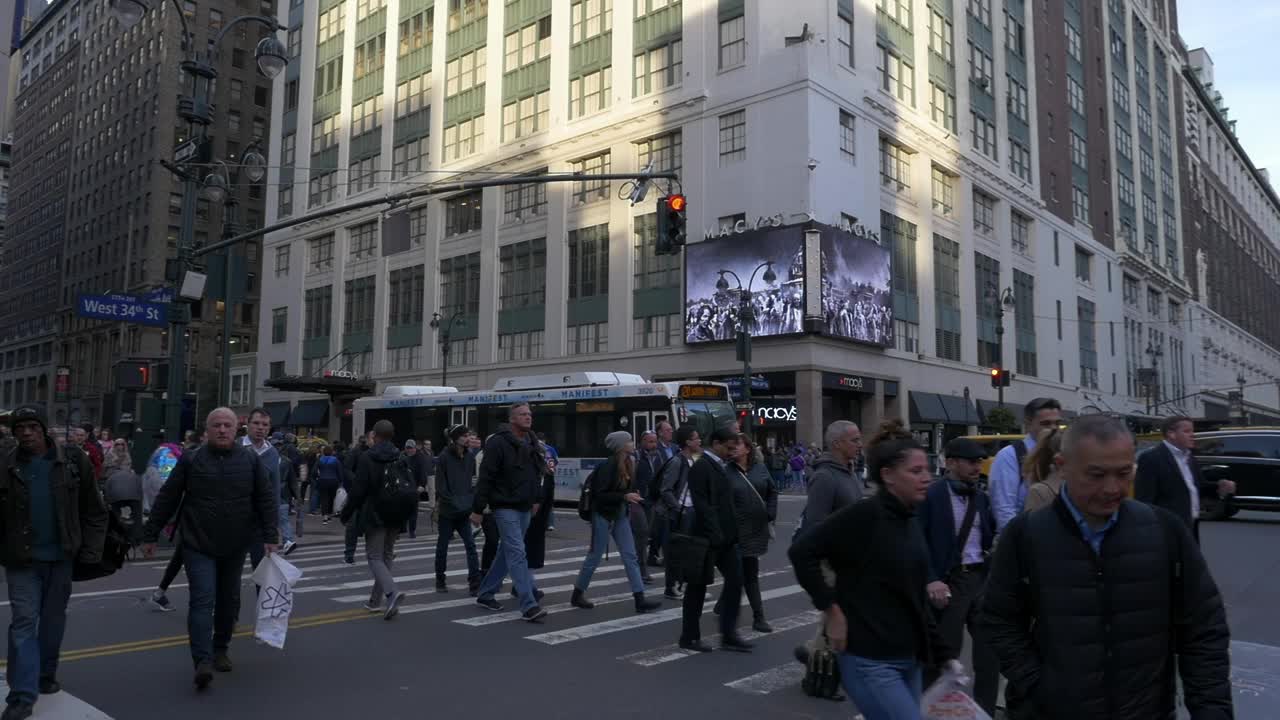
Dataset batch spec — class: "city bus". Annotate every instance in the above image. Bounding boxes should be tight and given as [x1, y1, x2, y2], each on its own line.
[352, 372, 737, 502]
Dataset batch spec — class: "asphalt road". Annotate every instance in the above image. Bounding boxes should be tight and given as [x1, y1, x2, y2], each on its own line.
[4, 501, 1279, 719]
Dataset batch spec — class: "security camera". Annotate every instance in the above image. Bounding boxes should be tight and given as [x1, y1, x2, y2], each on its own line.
[807, 159, 819, 171]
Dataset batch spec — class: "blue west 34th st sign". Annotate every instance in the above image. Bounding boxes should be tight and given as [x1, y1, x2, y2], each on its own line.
[76, 293, 169, 327]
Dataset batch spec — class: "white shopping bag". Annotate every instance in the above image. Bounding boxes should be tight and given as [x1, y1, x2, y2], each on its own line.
[250, 553, 303, 649]
[921, 667, 993, 720]
[333, 487, 349, 515]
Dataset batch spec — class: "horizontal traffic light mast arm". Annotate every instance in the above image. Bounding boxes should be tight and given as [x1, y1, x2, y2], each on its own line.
[192, 171, 679, 259]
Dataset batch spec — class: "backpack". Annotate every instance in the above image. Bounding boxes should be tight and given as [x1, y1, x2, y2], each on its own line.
[374, 458, 419, 525]
[577, 470, 596, 522]
[789, 455, 805, 471]
[66, 447, 130, 582]
[1012, 439, 1029, 478]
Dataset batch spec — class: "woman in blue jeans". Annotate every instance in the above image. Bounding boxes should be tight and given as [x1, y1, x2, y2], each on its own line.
[570, 431, 662, 614]
[788, 420, 960, 720]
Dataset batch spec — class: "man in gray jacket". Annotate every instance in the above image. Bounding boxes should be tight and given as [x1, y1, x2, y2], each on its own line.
[798, 421, 865, 534]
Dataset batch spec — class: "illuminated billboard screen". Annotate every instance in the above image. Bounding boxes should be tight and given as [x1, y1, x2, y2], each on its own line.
[819, 225, 893, 347]
[684, 226, 806, 344]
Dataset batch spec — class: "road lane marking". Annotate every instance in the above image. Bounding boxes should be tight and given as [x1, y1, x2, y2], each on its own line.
[294, 550, 590, 594]
[456, 573, 669, 626]
[332, 562, 627, 603]
[619, 609, 820, 666]
[724, 664, 807, 695]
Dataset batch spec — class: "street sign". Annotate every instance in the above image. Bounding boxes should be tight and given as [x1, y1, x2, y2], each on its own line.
[145, 287, 175, 303]
[54, 366, 71, 403]
[76, 294, 168, 327]
[173, 137, 210, 165]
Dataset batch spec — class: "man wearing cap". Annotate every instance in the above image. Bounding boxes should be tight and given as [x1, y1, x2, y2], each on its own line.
[434, 426, 480, 594]
[918, 437, 999, 715]
[400, 439, 429, 539]
[0, 405, 107, 720]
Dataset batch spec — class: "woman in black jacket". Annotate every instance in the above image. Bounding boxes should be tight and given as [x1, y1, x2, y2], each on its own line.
[788, 420, 957, 720]
[570, 432, 662, 614]
[716, 434, 777, 632]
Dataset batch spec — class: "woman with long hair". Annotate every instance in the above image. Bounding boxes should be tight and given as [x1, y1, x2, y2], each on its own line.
[789, 420, 957, 719]
[718, 433, 777, 632]
[1021, 426, 1065, 514]
[571, 431, 663, 614]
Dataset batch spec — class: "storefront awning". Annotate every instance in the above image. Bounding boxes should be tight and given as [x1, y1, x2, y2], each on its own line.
[264, 401, 290, 429]
[975, 399, 1004, 423]
[909, 392, 949, 425]
[287, 399, 331, 428]
[939, 395, 979, 425]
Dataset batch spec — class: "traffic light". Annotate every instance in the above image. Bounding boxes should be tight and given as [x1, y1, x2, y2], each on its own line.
[990, 367, 1012, 388]
[655, 194, 687, 255]
[115, 362, 151, 390]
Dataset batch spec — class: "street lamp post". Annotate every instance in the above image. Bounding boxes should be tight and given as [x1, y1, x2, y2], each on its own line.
[110, 0, 288, 442]
[1145, 342, 1164, 416]
[1237, 372, 1248, 426]
[716, 263, 777, 415]
[430, 311, 466, 388]
[990, 285, 1016, 407]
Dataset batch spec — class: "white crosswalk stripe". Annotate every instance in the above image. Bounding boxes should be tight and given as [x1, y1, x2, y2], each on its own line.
[723, 664, 807, 695]
[619, 609, 820, 666]
[332, 563, 631, 603]
[456, 572, 669, 626]
[294, 549, 591, 594]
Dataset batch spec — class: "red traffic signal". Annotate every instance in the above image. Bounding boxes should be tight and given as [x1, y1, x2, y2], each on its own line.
[655, 194, 688, 255]
[990, 368, 1012, 388]
[666, 194, 687, 212]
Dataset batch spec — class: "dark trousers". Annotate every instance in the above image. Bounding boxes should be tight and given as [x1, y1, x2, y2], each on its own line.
[629, 503, 651, 577]
[345, 518, 360, 557]
[648, 512, 668, 560]
[183, 547, 248, 666]
[406, 502, 419, 537]
[742, 555, 765, 620]
[5, 559, 73, 707]
[480, 513, 499, 573]
[680, 543, 743, 643]
[435, 511, 480, 581]
[318, 484, 337, 516]
[926, 566, 999, 716]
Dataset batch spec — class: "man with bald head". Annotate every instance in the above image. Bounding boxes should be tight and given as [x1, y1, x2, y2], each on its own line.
[143, 408, 278, 691]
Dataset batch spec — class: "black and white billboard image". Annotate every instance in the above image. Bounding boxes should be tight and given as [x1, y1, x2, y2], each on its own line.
[819, 225, 893, 347]
[684, 226, 806, 344]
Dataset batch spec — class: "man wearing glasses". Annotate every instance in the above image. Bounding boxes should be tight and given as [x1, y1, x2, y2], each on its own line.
[990, 398, 1063, 533]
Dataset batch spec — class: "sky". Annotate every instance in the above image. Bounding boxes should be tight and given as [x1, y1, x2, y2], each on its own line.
[1177, 0, 1280, 178]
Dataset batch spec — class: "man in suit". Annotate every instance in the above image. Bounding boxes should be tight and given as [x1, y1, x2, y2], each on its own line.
[1135, 415, 1235, 541]
[632, 431, 663, 582]
[919, 437, 999, 715]
[679, 425, 752, 654]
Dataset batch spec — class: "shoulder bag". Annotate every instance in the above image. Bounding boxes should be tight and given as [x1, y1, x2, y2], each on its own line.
[664, 469, 711, 585]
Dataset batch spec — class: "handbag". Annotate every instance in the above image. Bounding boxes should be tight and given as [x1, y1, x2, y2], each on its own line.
[801, 631, 844, 700]
[664, 482, 711, 585]
[73, 507, 131, 582]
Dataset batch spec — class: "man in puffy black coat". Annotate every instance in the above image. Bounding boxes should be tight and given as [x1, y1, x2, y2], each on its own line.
[980, 414, 1232, 720]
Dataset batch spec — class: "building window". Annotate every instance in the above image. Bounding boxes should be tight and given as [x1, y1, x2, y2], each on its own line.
[398, 9, 434, 56]
[311, 114, 339, 151]
[445, 47, 487, 97]
[343, 276, 377, 334]
[1011, 211, 1031, 254]
[447, 0, 488, 31]
[348, 222, 378, 260]
[1078, 298, 1099, 389]
[968, 0, 991, 28]
[633, 314, 682, 349]
[229, 371, 250, 407]
[395, 74, 430, 117]
[975, 252, 1001, 367]
[929, 83, 957, 131]
[970, 112, 997, 160]
[933, 234, 962, 362]
[308, 234, 334, 272]
[278, 186, 293, 217]
[931, 166, 954, 216]
[1067, 76, 1085, 115]
[386, 346, 422, 372]
[968, 43, 993, 89]
[1010, 139, 1031, 181]
[409, 207, 429, 247]
[445, 190, 483, 236]
[1064, 21, 1081, 61]
[387, 265, 425, 327]
[1072, 185, 1090, 224]
[392, 136, 430, 178]
[501, 90, 551, 140]
[1007, 77, 1028, 121]
[569, 66, 611, 119]
[504, 16, 552, 72]
[571, 0, 612, 44]
[635, 130, 682, 175]
[567, 322, 608, 355]
[1123, 275, 1140, 306]
[633, 39, 682, 96]
[271, 307, 287, 344]
[718, 110, 746, 164]
[304, 286, 333, 340]
[569, 224, 610, 299]
[1146, 288, 1162, 318]
[570, 151, 611, 205]
[719, 13, 745, 69]
[973, 189, 995, 234]
[269, 361, 285, 379]
[1013, 269, 1037, 377]
[442, 117, 484, 161]
[1075, 246, 1093, 283]
[356, 0, 386, 21]
[317, 3, 346, 43]
[929, 10, 954, 62]
[836, 11, 853, 66]
[877, 45, 915, 105]
[274, 245, 290, 277]
[440, 252, 482, 319]
[503, 177, 548, 222]
[633, 214, 680, 290]
[499, 238, 547, 310]
[497, 331, 544, 362]
[353, 34, 386, 79]
[879, 137, 910, 190]
[1069, 132, 1088, 170]
[347, 155, 379, 194]
[882, 211, 919, 352]
[839, 110, 856, 162]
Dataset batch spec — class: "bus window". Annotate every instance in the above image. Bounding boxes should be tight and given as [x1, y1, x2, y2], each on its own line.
[633, 412, 651, 437]
[680, 401, 737, 437]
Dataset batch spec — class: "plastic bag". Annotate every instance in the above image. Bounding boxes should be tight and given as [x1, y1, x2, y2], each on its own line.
[921, 667, 992, 720]
[250, 553, 303, 649]
[333, 487, 349, 514]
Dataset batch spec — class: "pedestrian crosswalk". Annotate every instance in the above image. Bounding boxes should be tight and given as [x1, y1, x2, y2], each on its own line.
[118, 534, 831, 702]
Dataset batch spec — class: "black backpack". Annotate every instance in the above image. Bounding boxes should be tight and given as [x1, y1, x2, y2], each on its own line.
[374, 458, 419, 525]
[577, 470, 596, 522]
[67, 447, 130, 582]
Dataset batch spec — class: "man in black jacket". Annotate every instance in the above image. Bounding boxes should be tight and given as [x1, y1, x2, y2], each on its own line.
[679, 425, 751, 654]
[470, 403, 550, 622]
[979, 414, 1232, 720]
[632, 430, 662, 583]
[1136, 415, 1235, 542]
[341, 420, 411, 620]
[0, 405, 106, 720]
[143, 408, 278, 691]
[341, 432, 372, 564]
[657, 425, 700, 600]
[434, 425, 480, 594]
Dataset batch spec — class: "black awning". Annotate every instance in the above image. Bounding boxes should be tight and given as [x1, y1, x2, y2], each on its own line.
[909, 392, 949, 424]
[288, 399, 331, 428]
[264, 402, 290, 428]
[975, 399, 1003, 422]
[264, 374, 375, 396]
[939, 395, 979, 425]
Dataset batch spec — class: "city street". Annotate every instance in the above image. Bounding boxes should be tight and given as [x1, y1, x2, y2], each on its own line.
[2, 498, 1278, 719]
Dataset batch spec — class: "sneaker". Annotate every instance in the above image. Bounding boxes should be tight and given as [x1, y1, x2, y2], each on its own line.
[149, 589, 175, 612]
[752, 618, 774, 633]
[343, 552, 355, 565]
[522, 605, 548, 623]
[281, 540, 298, 556]
[384, 592, 406, 620]
[193, 661, 213, 690]
[212, 653, 233, 673]
[0, 703, 32, 720]
[362, 601, 383, 613]
[38, 677, 61, 694]
[720, 635, 754, 653]
[663, 588, 683, 600]
[678, 639, 713, 653]
[475, 596, 504, 612]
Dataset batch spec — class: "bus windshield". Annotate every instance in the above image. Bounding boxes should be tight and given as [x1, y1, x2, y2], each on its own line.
[680, 400, 738, 436]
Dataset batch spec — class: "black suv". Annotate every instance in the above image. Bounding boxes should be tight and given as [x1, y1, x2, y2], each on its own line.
[1194, 429, 1280, 518]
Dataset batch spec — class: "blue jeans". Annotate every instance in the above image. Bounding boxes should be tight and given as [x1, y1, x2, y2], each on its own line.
[278, 503, 294, 544]
[477, 508, 537, 611]
[435, 511, 480, 581]
[5, 559, 73, 706]
[838, 654, 923, 720]
[575, 509, 645, 594]
[184, 547, 249, 666]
